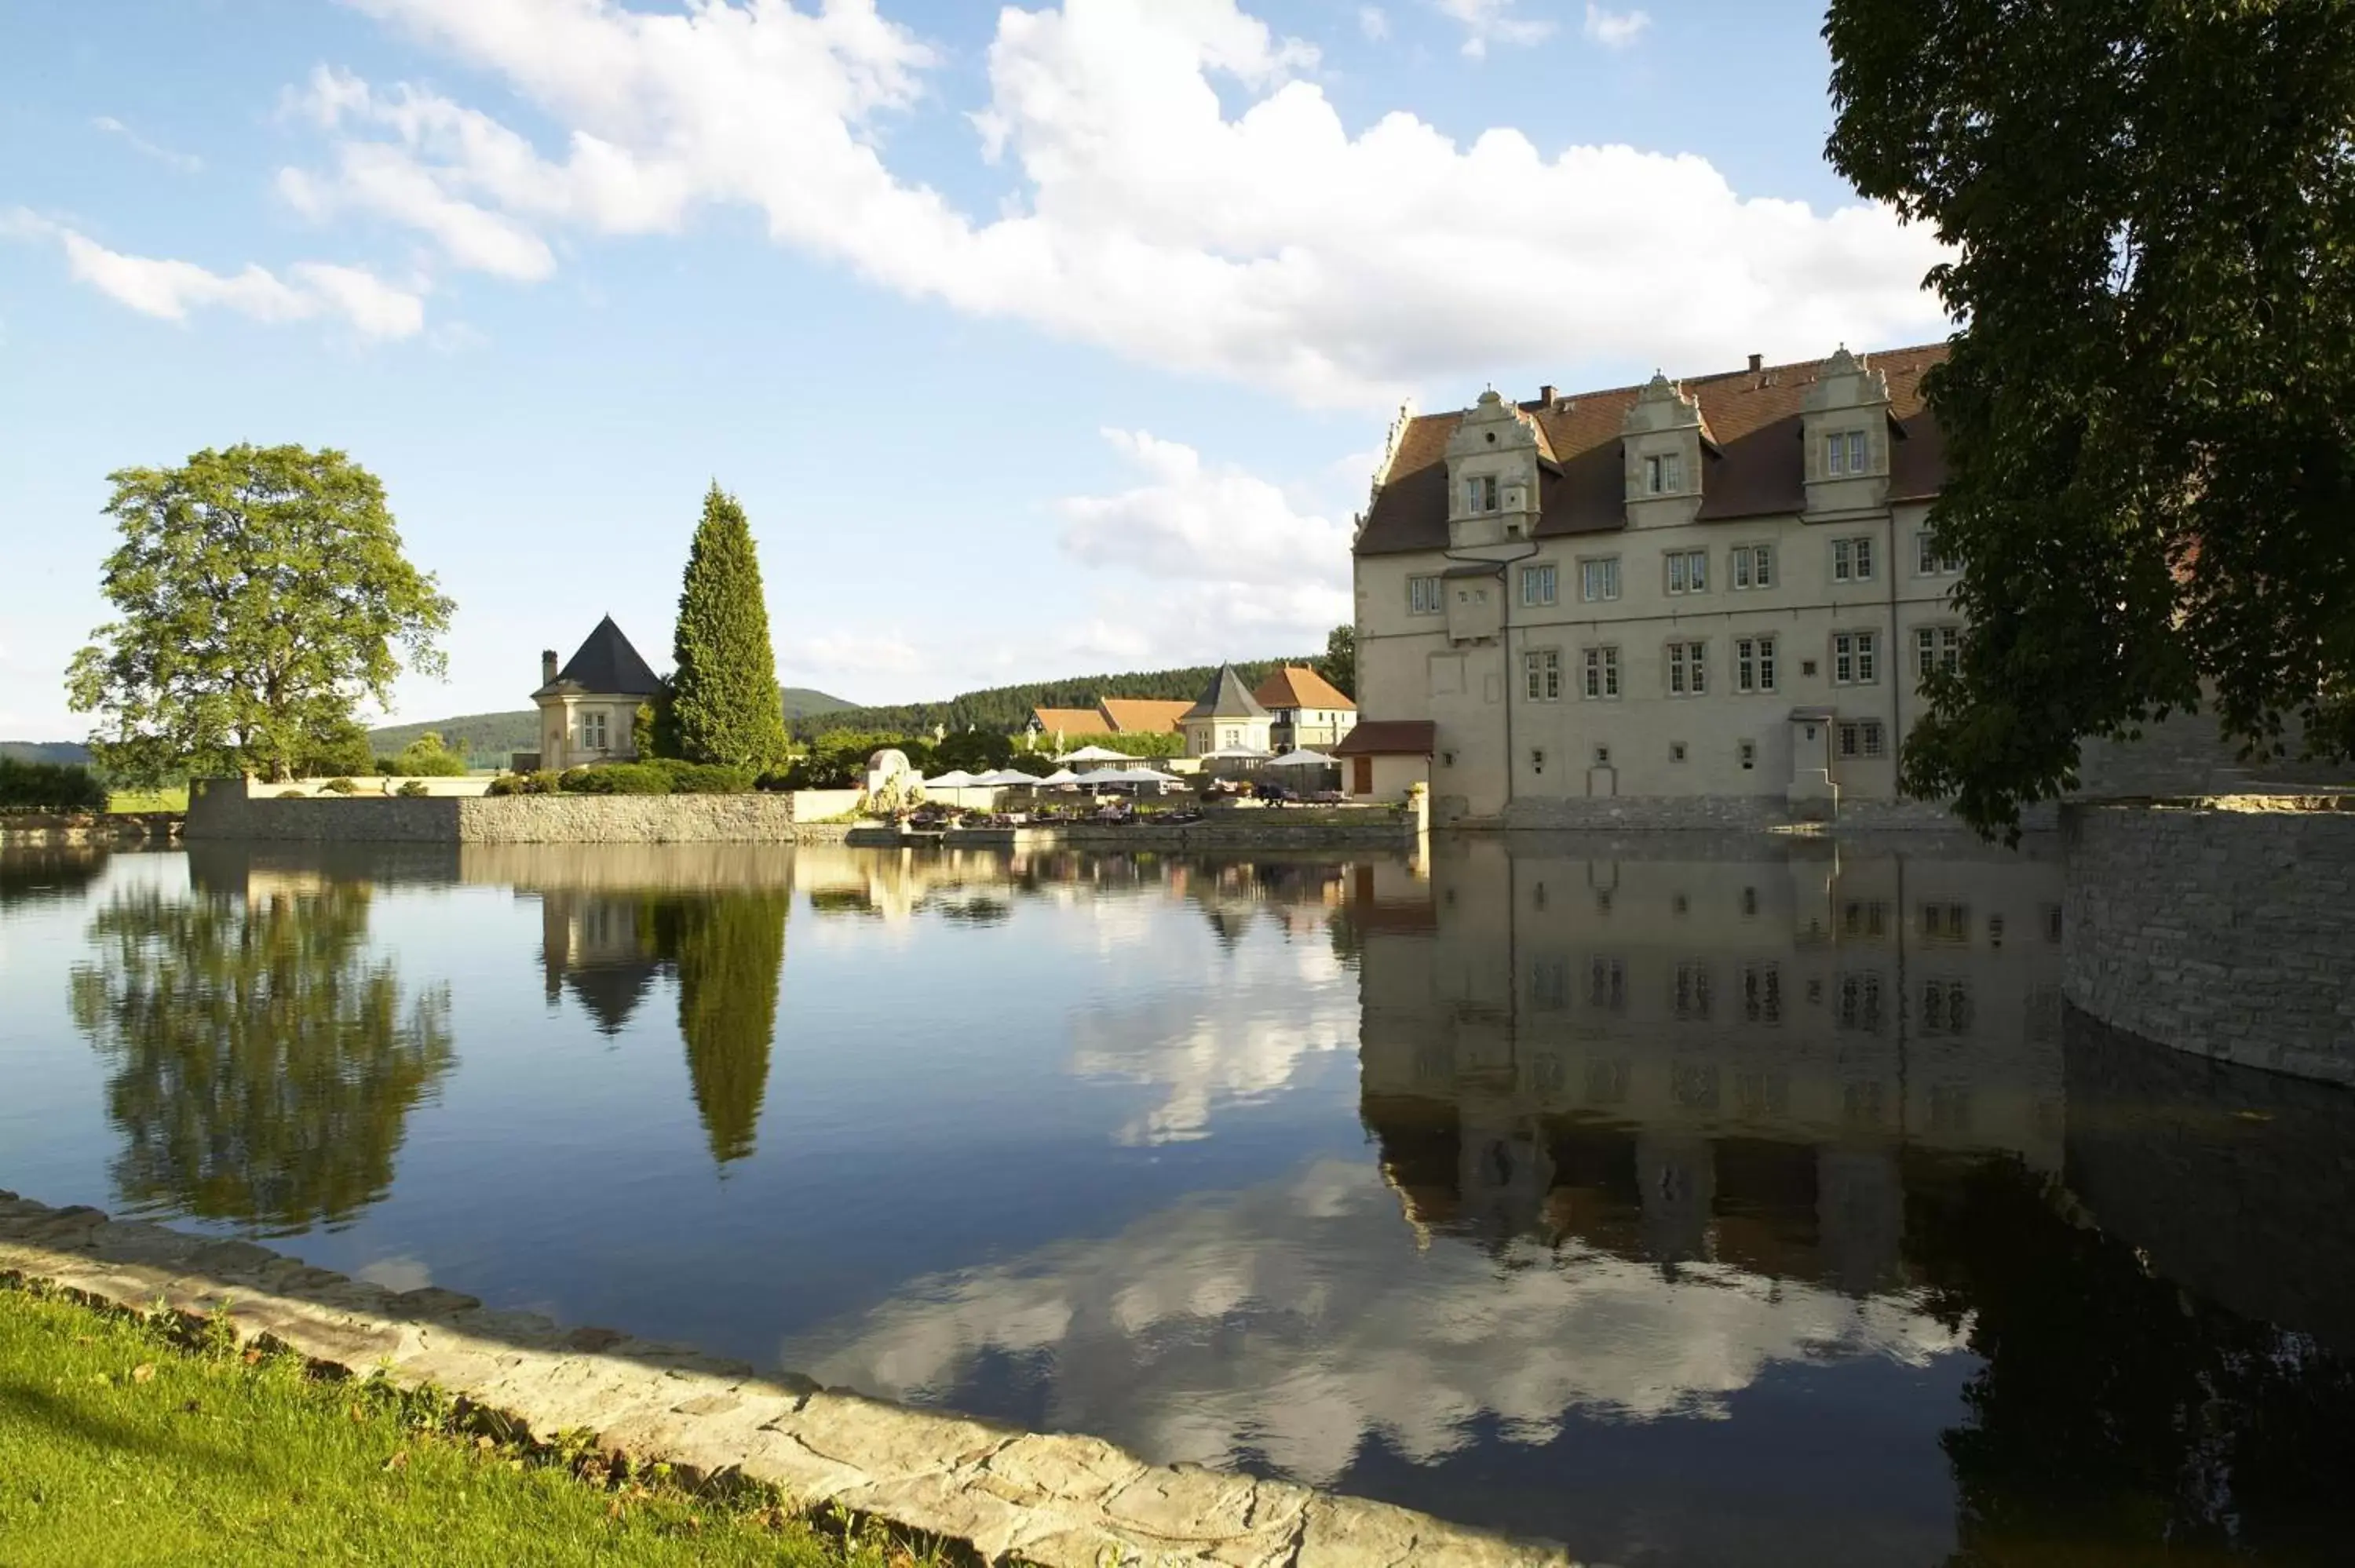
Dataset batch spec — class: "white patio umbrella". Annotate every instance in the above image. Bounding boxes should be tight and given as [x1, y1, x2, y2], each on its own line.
[1264, 748, 1335, 768]
[1055, 744, 1132, 764]
[1198, 746, 1274, 762]
[1035, 768, 1085, 786]
[925, 768, 980, 788]
[1096, 765, 1182, 786]
[973, 768, 1041, 786]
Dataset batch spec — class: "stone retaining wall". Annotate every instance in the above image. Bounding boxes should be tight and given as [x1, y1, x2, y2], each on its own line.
[187, 782, 845, 845]
[0, 1193, 1568, 1568]
[2061, 799, 2355, 1085]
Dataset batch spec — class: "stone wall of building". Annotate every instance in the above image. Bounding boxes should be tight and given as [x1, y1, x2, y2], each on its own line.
[1493, 794, 2060, 833]
[2061, 800, 2355, 1085]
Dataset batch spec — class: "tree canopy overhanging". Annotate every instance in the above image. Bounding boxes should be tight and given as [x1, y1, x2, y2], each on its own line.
[66, 444, 453, 785]
[1826, 0, 2355, 834]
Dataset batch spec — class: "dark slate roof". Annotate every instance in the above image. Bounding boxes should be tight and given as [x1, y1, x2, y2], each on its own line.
[549, 615, 664, 697]
[1355, 343, 1951, 556]
[1182, 663, 1270, 721]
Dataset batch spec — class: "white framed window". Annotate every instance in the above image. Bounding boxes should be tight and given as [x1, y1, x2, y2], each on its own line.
[1832, 630, 1879, 685]
[1523, 647, 1563, 702]
[1408, 574, 1443, 615]
[1462, 474, 1499, 513]
[1735, 634, 1778, 693]
[582, 711, 608, 750]
[1837, 719, 1887, 759]
[1824, 429, 1869, 476]
[1666, 640, 1707, 696]
[1738, 739, 1758, 771]
[1917, 531, 1962, 575]
[1579, 556, 1621, 603]
[1521, 562, 1557, 607]
[1644, 451, 1682, 494]
[1665, 549, 1708, 595]
[1729, 543, 1774, 589]
[1831, 536, 1875, 583]
[1582, 645, 1621, 700]
[1915, 625, 1962, 680]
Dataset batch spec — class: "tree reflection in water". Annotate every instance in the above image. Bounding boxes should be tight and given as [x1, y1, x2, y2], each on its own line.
[647, 892, 787, 1167]
[69, 881, 453, 1234]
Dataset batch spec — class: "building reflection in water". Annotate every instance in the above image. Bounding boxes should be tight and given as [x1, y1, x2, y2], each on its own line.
[68, 864, 454, 1235]
[792, 833, 2353, 1566]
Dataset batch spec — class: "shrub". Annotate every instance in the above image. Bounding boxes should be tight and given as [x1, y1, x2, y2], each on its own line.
[396, 779, 430, 797]
[557, 763, 672, 796]
[653, 759, 753, 795]
[0, 757, 109, 814]
[753, 768, 795, 793]
[321, 777, 358, 795]
[276, 788, 306, 799]
[381, 731, 469, 778]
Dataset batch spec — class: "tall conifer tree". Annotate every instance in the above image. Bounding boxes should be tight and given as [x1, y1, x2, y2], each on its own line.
[670, 483, 787, 768]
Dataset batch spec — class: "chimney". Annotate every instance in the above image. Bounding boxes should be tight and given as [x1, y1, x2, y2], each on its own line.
[1747, 353, 1764, 374]
[541, 649, 558, 686]
[1539, 383, 1557, 404]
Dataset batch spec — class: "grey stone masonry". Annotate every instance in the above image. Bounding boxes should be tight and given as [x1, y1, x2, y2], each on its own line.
[0, 1194, 1575, 1568]
[2061, 798, 2355, 1086]
[186, 785, 838, 845]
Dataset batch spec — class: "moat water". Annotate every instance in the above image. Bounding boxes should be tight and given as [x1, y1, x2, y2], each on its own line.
[3, 837, 2350, 1565]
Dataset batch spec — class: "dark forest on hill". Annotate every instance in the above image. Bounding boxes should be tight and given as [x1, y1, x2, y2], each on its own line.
[785, 657, 1318, 741]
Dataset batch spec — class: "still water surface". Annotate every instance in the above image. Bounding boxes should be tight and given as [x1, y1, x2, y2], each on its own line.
[2, 837, 2350, 1565]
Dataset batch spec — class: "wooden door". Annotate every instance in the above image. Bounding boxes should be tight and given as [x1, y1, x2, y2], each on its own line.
[1352, 756, 1374, 794]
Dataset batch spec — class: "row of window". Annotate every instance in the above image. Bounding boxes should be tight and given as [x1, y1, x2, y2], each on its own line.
[1516, 627, 1959, 702]
[1411, 531, 1960, 614]
[1522, 956, 1972, 1037]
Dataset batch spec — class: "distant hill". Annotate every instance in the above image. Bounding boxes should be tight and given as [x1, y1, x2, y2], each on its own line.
[787, 658, 1324, 740]
[371, 687, 853, 768]
[0, 741, 92, 767]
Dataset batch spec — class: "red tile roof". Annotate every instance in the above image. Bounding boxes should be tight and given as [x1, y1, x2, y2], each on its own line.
[1334, 720, 1437, 756]
[1100, 698, 1195, 735]
[1252, 665, 1356, 713]
[1031, 706, 1110, 737]
[1356, 343, 1951, 556]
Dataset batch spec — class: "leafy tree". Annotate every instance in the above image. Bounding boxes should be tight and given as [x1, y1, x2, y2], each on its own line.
[933, 729, 1017, 774]
[670, 483, 788, 770]
[68, 878, 454, 1231]
[67, 445, 454, 785]
[783, 730, 936, 788]
[1316, 623, 1356, 699]
[380, 731, 469, 778]
[1825, 0, 2355, 834]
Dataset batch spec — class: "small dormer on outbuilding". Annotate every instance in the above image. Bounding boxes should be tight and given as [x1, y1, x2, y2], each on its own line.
[1444, 390, 1543, 550]
[1620, 373, 1709, 527]
[1802, 346, 1894, 519]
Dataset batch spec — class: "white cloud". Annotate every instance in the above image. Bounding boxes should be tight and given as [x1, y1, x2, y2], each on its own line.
[308, 0, 1946, 409]
[1357, 5, 1389, 41]
[5, 208, 425, 340]
[93, 115, 203, 173]
[1583, 3, 1650, 48]
[779, 630, 925, 679]
[1058, 429, 1353, 589]
[1430, 0, 1554, 58]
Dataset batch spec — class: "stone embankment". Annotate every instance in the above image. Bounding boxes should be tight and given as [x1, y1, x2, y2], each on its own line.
[0, 811, 181, 847]
[2061, 797, 2355, 1085]
[0, 1192, 1571, 1568]
[186, 780, 845, 846]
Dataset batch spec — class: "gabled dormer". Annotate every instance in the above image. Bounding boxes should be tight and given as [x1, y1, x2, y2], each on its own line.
[1445, 389, 1541, 550]
[1802, 346, 1893, 520]
[1620, 373, 1707, 528]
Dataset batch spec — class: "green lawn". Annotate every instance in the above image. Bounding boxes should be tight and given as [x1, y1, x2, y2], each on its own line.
[0, 1282, 932, 1567]
[107, 786, 188, 815]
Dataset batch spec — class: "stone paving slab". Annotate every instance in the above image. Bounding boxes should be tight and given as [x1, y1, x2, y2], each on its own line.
[0, 1192, 1579, 1567]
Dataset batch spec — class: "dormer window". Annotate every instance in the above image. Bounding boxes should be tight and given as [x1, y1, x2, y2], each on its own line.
[1824, 430, 1868, 476]
[1463, 474, 1499, 513]
[1644, 453, 1682, 494]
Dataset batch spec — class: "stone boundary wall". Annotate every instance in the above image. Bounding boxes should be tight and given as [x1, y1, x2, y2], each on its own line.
[187, 783, 849, 845]
[2061, 800, 2355, 1085]
[0, 1193, 1568, 1568]
[0, 811, 182, 847]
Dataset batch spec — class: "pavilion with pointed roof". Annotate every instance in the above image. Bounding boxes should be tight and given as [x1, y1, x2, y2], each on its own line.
[1179, 663, 1274, 758]
[530, 615, 666, 771]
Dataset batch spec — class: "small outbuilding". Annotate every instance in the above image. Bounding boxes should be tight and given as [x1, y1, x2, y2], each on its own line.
[532, 616, 665, 771]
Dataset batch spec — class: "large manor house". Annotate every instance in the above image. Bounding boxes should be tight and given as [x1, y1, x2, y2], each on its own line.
[1342, 345, 1970, 822]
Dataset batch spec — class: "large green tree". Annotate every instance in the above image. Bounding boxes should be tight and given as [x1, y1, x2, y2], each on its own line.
[1316, 623, 1356, 699]
[67, 445, 454, 785]
[1826, 0, 2355, 834]
[649, 891, 787, 1167]
[670, 483, 788, 769]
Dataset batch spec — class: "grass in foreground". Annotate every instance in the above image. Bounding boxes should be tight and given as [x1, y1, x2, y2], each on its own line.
[107, 787, 188, 815]
[0, 1280, 938, 1567]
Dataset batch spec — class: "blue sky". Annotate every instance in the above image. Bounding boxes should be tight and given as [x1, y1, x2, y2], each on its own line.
[0, 0, 1949, 738]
